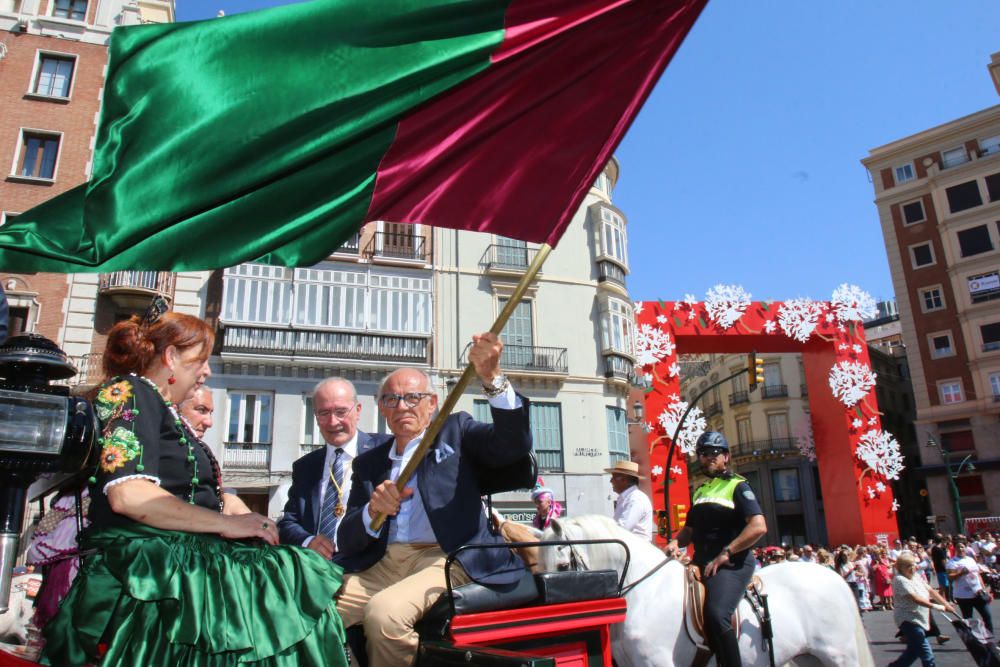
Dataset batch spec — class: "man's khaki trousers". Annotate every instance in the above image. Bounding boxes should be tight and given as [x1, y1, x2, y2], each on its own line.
[336, 544, 470, 667]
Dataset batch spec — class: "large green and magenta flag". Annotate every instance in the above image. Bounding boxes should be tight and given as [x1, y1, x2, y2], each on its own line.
[0, 0, 706, 272]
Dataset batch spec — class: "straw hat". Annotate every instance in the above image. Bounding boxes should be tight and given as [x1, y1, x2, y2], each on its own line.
[603, 460, 645, 479]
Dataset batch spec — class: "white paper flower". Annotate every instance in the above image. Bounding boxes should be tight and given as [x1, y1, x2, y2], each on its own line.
[670, 466, 683, 475]
[776, 298, 824, 342]
[656, 315, 668, 324]
[825, 313, 835, 323]
[875, 481, 886, 493]
[763, 320, 777, 334]
[868, 416, 878, 426]
[687, 310, 698, 321]
[838, 343, 849, 351]
[829, 361, 877, 407]
[704, 284, 752, 330]
[656, 395, 707, 455]
[793, 420, 816, 462]
[684, 294, 699, 306]
[633, 324, 675, 366]
[668, 362, 680, 378]
[852, 344, 863, 354]
[852, 418, 863, 428]
[891, 499, 900, 512]
[831, 284, 878, 323]
[634, 302, 644, 315]
[856, 429, 905, 481]
[651, 465, 664, 477]
[867, 486, 876, 499]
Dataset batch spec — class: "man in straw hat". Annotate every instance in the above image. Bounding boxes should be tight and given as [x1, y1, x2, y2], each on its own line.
[605, 460, 653, 541]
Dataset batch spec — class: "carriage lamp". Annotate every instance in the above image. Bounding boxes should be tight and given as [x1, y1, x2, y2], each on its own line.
[0, 334, 97, 613]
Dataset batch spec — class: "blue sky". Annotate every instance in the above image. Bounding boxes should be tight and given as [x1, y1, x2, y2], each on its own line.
[176, 1, 1000, 304]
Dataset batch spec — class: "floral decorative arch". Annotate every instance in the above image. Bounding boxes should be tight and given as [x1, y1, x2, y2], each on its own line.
[634, 285, 901, 546]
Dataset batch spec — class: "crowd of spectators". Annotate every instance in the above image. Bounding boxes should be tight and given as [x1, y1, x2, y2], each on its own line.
[750, 531, 997, 627]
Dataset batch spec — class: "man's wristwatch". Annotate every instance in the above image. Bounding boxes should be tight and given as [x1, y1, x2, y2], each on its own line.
[482, 373, 510, 398]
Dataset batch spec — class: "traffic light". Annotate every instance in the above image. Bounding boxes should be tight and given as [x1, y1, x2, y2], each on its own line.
[747, 352, 765, 391]
[672, 503, 688, 527]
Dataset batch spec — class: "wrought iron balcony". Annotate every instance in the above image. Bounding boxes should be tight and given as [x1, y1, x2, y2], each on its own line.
[368, 231, 427, 262]
[222, 325, 429, 364]
[484, 243, 538, 271]
[332, 232, 361, 255]
[603, 353, 633, 380]
[99, 271, 174, 308]
[732, 438, 795, 457]
[73, 352, 104, 386]
[729, 390, 749, 406]
[597, 260, 627, 287]
[761, 384, 788, 399]
[223, 443, 271, 470]
[461, 343, 568, 374]
[704, 401, 722, 418]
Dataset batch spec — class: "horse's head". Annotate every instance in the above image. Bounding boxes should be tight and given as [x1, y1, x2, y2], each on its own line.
[540, 517, 591, 572]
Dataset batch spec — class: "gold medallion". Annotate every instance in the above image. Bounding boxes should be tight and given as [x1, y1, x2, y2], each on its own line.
[334, 503, 345, 517]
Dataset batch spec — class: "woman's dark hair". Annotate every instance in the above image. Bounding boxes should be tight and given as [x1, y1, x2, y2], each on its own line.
[103, 312, 214, 378]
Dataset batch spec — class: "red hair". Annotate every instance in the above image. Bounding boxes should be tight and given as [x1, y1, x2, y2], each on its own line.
[103, 312, 214, 378]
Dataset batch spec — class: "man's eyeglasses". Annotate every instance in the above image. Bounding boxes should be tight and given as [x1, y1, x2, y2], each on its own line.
[316, 405, 357, 420]
[696, 447, 727, 458]
[379, 392, 434, 409]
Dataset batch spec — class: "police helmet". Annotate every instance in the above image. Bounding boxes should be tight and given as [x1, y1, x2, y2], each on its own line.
[695, 431, 729, 451]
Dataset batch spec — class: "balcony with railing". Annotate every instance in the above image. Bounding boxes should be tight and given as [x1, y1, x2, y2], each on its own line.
[332, 232, 361, 255]
[222, 326, 430, 364]
[73, 352, 104, 386]
[461, 343, 568, 375]
[761, 384, 788, 399]
[731, 437, 795, 457]
[597, 260, 627, 288]
[704, 401, 722, 418]
[729, 390, 749, 406]
[368, 231, 428, 263]
[603, 353, 633, 381]
[484, 244, 538, 272]
[99, 271, 175, 308]
[223, 443, 271, 470]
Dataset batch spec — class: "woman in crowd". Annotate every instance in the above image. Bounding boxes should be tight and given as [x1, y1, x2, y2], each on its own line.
[888, 552, 955, 667]
[873, 547, 894, 610]
[43, 308, 347, 666]
[816, 548, 834, 569]
[948, 542, 994, 633]
[531, 484, 563, 531]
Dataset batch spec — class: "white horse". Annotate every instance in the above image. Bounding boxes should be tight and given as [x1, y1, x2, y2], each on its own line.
[541, 516, 874, 667]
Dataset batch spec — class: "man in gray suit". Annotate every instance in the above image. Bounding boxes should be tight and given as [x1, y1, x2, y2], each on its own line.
[278, 378, 383, 558]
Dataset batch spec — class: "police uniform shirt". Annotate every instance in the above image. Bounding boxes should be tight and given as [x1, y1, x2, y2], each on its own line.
[685, 474, 763, 568]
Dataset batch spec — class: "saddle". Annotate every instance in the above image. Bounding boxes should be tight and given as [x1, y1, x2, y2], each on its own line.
[682, 564, 766, 667]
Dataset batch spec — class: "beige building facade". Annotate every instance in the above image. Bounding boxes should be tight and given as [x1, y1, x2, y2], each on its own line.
[862, 51, 1000, 532]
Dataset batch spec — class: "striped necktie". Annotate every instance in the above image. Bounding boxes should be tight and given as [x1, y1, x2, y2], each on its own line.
[318, 448, 345, 540]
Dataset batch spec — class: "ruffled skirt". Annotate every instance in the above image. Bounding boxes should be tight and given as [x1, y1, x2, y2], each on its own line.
[42, 524, 346, 666]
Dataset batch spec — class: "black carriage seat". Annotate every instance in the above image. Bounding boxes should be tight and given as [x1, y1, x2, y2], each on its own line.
[415, 569, 620, 640]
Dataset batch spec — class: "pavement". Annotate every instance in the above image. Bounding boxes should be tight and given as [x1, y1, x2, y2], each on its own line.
[861, 599, 1000, 666]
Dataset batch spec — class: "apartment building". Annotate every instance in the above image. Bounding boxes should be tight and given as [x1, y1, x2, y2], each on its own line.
[0, 0, 187, 377]
[862, 51, 1000, 532]
[202, 161, 636, 519]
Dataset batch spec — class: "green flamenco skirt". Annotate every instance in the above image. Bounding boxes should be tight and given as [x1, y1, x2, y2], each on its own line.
[42, 524, 347, 666]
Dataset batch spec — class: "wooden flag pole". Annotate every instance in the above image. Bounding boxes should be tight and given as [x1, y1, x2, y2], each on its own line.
[371, 242, 553, 532]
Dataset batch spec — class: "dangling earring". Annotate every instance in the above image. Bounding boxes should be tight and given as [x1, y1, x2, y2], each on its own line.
[168, 375, 176, 385]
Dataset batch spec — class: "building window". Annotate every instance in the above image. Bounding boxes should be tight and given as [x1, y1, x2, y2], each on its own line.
[606, 407, 629, 465]
[32, 53, 75, 98]
[945, 180, 983, 213]
[986, 172, 1000, 202]
[920, 287, 944, 312]
[767, 412, 789, 444]
[736, 418, 750, 446]
[894, 163, 914, 184]
[990, 373, 1000, 398]
[910, 242, 935, 268]
[600, 296, 634, 355]
[0, 212, 19, 227]
[941, 429, 974, 452]
[941, 146, 969, 169]
[772, 468, 801, 502]
[7, 306, 30, 337]
[499, 298, 534, 368]
[957, 225, 993, 257]
[901, 200, 925, 225]
[474, 400, 564, 471]
[929, 333, 954, 359]
[15, 131, 60, 180]
[938, 381, 964, 405]
[302, 395, 324, 446]
[968, 271, 1000, 304]
[979, 135, 1000, 156]
[52, 0, 87, 21]
[227, 391, 273, 443]
[980, 322, 1000, 352]
[597, 206, 628, 269]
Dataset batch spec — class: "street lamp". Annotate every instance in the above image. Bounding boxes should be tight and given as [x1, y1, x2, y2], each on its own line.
[627, 400, 644, 426]
[925, 434, 975, 533]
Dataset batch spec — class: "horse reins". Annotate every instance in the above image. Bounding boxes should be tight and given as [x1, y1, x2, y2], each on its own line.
[620, 552, 675, 595]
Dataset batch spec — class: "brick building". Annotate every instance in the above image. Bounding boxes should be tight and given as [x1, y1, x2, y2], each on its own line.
[862, 51, 1000, 533]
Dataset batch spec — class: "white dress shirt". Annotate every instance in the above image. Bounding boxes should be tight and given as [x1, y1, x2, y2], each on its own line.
[363, 384, 521, 541]
[302, 432, 359, 549]
[613, 484, 654, 541]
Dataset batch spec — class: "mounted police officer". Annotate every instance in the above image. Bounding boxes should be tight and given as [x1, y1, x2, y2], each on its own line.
[666, 432, 767, 667]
